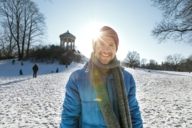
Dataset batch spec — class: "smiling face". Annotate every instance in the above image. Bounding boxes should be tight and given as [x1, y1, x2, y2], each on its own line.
[94, 36, 117, 64]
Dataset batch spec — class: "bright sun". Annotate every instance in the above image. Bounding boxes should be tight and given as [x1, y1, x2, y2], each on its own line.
[83, 21, 104, 42]
[77, 21, 107, 58]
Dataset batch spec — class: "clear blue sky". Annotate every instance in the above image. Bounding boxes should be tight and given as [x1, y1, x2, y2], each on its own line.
[34, 0, 191, 64]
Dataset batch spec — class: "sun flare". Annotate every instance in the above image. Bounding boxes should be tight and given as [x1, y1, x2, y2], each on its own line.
[77, 21, 108, 58]
[83, 21, 104, 42]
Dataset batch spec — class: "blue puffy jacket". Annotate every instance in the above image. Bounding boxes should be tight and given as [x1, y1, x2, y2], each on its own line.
[60, 65, 143, 128]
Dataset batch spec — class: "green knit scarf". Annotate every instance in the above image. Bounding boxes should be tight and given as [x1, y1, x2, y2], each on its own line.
[89, 53, 132, 128]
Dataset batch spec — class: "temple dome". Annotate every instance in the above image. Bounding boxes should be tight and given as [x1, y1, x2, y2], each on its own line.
[60, 30, 76, 50]
[60, 30, 76, 40]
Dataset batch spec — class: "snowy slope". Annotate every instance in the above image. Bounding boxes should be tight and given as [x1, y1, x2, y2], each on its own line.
[0, 60, 83, 128]
[128, 68, 192, 128]
[0, 60, 192, 128]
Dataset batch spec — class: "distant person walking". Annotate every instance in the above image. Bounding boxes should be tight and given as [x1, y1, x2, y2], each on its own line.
[32, 64, 39, 78]
[56, 67, 59, 73]
[12, 59, 15, 65]
[19, 69, 23, 75]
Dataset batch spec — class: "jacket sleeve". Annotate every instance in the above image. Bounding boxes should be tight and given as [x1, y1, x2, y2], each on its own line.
[60, 72, 81, 128]
[127, 73, 143, 128]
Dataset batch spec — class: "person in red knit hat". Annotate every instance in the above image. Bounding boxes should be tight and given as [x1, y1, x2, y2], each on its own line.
[60, 26, 143, 128]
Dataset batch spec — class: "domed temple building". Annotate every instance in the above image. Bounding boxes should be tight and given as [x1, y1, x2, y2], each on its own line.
[59, 30, 76, 50]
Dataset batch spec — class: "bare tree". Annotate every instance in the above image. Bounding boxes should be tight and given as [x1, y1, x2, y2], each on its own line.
[165, 54, 183, 71]
[151, 0, 192, 43]
[0, 0, 45, 60]
[124, 51, 140, 68]
[165, 54, 183, 65]
[25, 1, 45, 58]
[140, 58, 147, 67]
[149, 59, 157, 65]
[147, 59, 159, 69]
[0, 25, 16, 57]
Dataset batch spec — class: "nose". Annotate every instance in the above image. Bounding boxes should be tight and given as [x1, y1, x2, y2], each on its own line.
[101, 45, 111, 52]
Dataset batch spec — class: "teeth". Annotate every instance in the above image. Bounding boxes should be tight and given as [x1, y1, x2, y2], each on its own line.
[102, 53, 109, 57]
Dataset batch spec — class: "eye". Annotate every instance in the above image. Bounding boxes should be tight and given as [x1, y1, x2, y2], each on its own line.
[101, 41, 105, 45]
[109, 44, 113, 47]
[99, 41, 105, 46]
[109, 42, 115, 47]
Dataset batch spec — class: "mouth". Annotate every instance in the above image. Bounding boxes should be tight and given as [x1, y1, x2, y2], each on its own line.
[101, 53, 110, 57]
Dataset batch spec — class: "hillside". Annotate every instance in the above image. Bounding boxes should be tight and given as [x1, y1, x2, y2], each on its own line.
[0, 60, 192, 128]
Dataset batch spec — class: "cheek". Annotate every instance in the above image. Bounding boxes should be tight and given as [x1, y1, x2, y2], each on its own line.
[112, 50, 116, 56]
[94, 45, 101, 54]
[94, 49, 100, 58]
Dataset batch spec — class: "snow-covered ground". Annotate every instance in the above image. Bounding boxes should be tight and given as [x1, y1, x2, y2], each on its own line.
[0, 59, 192, 128]
[129, 68, 192, 128]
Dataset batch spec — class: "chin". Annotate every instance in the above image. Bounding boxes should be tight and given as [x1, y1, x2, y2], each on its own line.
[102, 62, 109, 65]
[100, 59, 111, 64]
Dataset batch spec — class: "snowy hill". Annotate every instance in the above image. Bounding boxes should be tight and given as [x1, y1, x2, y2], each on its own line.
[0, 59, 192, 128]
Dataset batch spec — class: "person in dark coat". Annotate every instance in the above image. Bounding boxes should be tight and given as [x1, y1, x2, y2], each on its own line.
[56, 67, 59, 73]
[60, 26, 143, 128]
[32, 64, 38, 78]
[19, 69, 23, 75]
